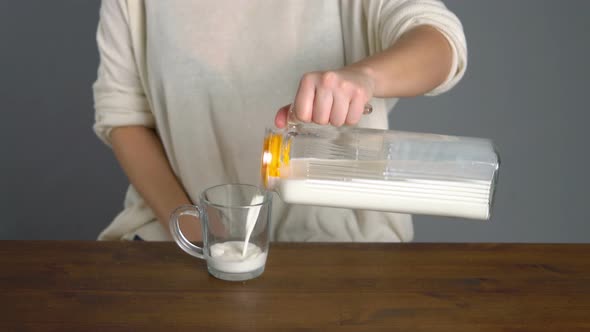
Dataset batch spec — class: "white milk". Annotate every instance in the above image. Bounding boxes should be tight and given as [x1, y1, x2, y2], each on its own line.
[242, 194, 264, 257]
[208, 241, 267, 273]
[275, 159, 493, 220]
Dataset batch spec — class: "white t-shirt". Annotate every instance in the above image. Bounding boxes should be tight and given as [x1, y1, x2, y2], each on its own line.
[93, 0, 467, 241]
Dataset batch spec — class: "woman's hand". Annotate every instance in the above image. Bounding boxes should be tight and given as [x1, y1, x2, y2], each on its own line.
[274, 67, 375, 128]
[275, 25, 455, 129]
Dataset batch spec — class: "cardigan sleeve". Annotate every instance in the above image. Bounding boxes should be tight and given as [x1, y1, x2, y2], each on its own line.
[364, 0, 468, 95]
[92, 0, 154, 146]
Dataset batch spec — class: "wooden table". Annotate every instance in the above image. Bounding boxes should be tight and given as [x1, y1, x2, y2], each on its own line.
[1, 241, 589, 331]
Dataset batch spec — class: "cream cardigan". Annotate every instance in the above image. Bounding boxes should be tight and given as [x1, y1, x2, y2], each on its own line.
[93, 0, 467, 241]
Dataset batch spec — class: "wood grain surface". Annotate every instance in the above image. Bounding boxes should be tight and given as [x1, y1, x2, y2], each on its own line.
[0, 241, 589, 331]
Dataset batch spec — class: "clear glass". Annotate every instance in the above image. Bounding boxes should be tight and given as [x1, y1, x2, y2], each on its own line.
[170, 184, 272, 281]
[261, 124, 499, 220]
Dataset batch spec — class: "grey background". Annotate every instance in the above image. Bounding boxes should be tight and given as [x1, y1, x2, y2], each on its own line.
[1, 1, 588, 242]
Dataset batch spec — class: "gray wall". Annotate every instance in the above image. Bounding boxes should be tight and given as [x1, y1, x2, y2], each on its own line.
[0, 1, 121, 240]
[1, 1, 588, 242]
[399, 0, 590, 242]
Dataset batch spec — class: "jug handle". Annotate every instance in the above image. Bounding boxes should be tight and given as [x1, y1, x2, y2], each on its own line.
[287, 103, 373, 124]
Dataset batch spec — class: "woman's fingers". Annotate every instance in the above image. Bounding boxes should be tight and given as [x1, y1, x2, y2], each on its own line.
[330, 92, 351, 127]
[346, 95, 366, 126]
[312, 87, 334, 125]
[274, 104, 291, 128]
[278, 68, 374, 128]
[293, 73, 316, 123]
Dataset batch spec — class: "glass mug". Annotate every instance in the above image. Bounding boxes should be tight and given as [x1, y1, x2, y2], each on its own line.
[169, 184, 272, 281]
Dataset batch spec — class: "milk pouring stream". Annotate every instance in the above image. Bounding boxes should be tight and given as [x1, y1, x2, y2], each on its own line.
[210, 194, 265, 272]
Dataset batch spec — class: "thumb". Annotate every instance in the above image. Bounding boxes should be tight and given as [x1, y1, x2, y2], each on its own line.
[274, 104, 291, 128]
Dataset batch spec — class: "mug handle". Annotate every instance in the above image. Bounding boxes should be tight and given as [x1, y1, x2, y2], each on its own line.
[169, 204, 204, 259]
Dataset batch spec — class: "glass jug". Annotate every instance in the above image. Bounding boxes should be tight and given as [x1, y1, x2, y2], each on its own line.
[260, 122, 500, 220]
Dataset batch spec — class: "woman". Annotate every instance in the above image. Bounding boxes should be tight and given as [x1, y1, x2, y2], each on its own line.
[93, 0, 467, 242]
